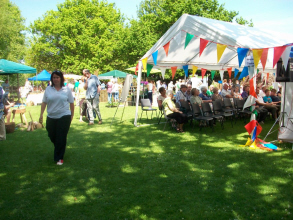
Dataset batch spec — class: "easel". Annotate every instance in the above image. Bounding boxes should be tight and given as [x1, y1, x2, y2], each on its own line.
[110, 74, 133, 127]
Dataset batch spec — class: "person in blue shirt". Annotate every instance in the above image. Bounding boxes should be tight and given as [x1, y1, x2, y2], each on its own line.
[198, 86, 212, 103]
[83, 69, 102, 125]
[270, 89, 281, 105]
[101, 82, 106, 90]
[263, 89, 272, 103]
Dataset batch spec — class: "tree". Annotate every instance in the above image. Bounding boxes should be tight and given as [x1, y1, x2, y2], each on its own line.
[124, 0, 253, 80]
[0, 0, 26, 61]
[26, 0, 128, 74]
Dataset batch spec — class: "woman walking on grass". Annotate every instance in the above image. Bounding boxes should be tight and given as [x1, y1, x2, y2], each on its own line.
[39, 70, 74, 165]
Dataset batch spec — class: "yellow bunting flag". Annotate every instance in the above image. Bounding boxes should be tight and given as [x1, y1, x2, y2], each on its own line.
[217, 44, 227, 63]
[252, 49, 263, 69]
[192, 66, 198, 77]
[142, 57, 148, 70]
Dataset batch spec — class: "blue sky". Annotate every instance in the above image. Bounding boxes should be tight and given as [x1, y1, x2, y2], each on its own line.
[11, 0, 293, 37]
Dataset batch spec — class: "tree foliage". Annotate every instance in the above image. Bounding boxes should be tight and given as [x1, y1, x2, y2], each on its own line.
[0, 0, 26, 61]
[26, 0, 128, 74]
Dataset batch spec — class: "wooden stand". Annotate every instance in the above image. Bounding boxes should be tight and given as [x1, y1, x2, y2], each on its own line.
[12, 108, 28, 127]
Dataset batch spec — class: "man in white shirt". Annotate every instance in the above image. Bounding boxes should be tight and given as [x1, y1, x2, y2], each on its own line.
[156, 80, 161, 92]
[168, 81, 174, 91]
[258, 85, 266, 98]
[175, 84, 187, 104]
[221, 83, 234, 98]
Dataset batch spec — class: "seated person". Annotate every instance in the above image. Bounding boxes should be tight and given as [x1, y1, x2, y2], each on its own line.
[255, 87, 278, 121]
[199, 86, 212, 103]
[221, 83, 234, 98]
[232, 86, 242, 100]
[175, 84, 187, 105]
[4, 101, 15, 123]
[263, 89, 272, 103]
[190, 88, 203, 107]
[185, 84, 192, 101]
[157, 87, 167, 110]
[163, 90, 188, 133]
[206, 84, 214, 96]
[270, 89, 281, 105]
[259, 85, 267, 98]
[241, 85, 249, 99]
[211, 87, 223, 101]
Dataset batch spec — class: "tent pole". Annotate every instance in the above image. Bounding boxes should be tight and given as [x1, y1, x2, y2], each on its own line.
[134, 61, 142, 126]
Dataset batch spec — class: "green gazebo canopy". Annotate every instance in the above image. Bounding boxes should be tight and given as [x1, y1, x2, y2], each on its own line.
[98, 70, 137, 79]
[0, 59, 36, 74]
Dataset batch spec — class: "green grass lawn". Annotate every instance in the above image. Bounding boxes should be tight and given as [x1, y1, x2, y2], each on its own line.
[0, 103, 292, 219]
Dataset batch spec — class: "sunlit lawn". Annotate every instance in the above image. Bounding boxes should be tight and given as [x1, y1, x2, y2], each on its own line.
[0, 103, 292, 219]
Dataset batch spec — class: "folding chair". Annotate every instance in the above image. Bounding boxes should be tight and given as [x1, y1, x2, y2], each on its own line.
[202, 102, 224, 129]
[140, 99, 157, 121]
[235, 99, 252, 123]
[162, 108, 176, 131]
[213, 100, 234, 128]
[180, 100, 193, 125]
[191, 103, 214, 131]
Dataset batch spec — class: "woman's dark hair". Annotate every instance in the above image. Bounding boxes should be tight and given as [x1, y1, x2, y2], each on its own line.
[50, 70, 65, 87]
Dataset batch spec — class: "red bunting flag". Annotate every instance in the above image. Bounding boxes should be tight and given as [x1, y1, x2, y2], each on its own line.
[171, 66, 177, 80]
[201, 68, 207, 79]
[135, 63, 139, 75]
[260, 48, 268, 71]
[267, 73, 269, 81]
[163, 41, 170, 57]
[273, 46, 286, 68]
[199, 38, 209, 56]
[227, 67, 232, 78]
[249, 78, 257, 98]
[245, 120, 262, 136]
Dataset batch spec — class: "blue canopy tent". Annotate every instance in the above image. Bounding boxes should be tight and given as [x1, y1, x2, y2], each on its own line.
[28, 69, 51, 81]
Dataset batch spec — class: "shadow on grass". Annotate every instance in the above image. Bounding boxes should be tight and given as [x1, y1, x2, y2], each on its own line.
[0, 105, 292, 219]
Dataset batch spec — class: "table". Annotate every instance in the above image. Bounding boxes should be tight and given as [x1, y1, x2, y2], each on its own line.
[12, 108, 28, 126]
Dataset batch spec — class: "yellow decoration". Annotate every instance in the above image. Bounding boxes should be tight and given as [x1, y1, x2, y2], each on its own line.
[142, 57, 148, 70]
[245, 137, 252, 146]
[252, 49, 263, 69]
[192, 66, 198, 77]
[217, 44, 227, 63]
[250, 141, 258, 149]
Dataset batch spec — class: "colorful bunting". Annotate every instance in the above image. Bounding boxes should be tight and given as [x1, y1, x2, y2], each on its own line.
[227, 67, 232, 78]
[211, 70, 216, 80]
[260, 48, 268, 71]
[201, 68, 207, 79]
[185, 33, 194, 49]
[219, 70, 224, 81]
[160, 67, 166, 79]
[183, 65, 189, 77]
[243, 95, 255, 110]
[134, 63, 139, 75]
[245, 120, 258, 135]
[152, 50, 158, 66]
[142, 57, 148, 70]
[234, 68, 239, 78]
[163, 42, 170, 57]
[249, 78, 257, 98]
[267, 73, 270, 81]
[217, 44, 227, 63]
[146, 64, 153, 77]
[171, 66, 177, 79]
[199, 38, 209, 56]
[281, 46, 291, 71]
[273, 45, 286, 68]
[174, 31, 182, 45]
[252, 49, 263, 68]
[237, 48, 249, 67]
[238, 66, 249, 80]
[192, 66, 198, 77]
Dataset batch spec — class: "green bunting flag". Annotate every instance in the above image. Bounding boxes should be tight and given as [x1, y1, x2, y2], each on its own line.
[211, 70, 216, 80]
[185, 33, 194, 49]
[146, 64, 153, 77]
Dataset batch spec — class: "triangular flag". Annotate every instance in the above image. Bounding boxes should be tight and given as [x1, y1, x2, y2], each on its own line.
[257, 69, 259, 73]
[201, 68, 207, 79]
[185, 32, 194, 49]
[238, 66, 248, 80]
[134, 63, 139, 75]
[249, 78, 257, 98]
[183, 65, 189, 77]
[160, 67, 166, 79]
[237, 48, 249, 67]
[227, 67, 232, 78]
[252, 49, 263, 68]
[192, 66, 198, 77]
[146, 64, 153, 77]
[152, 50, 158, 66]
[273, 46, 286, 68]
[260, 48, 268, 71]
[217, 44, 227, 63]
[142, 57, 148, 70]
[281, 46, 291, 71]
[171, 66, 177, 80]
[267, 73, 270, 81]
[243, 95, 255, 110]
[245, 120, 257, 135]
[219, 70, 224, 81]
[199, 38, 209, 56]
[211, 70, 216, 80]
[174, 31, 182, 45]
[251, 126, 258, 142]
[234, 68, 239, 78]
[163, 42, 170, 57]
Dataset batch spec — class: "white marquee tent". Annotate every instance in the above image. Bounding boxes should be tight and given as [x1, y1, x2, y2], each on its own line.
[134, 14, 293, 127]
